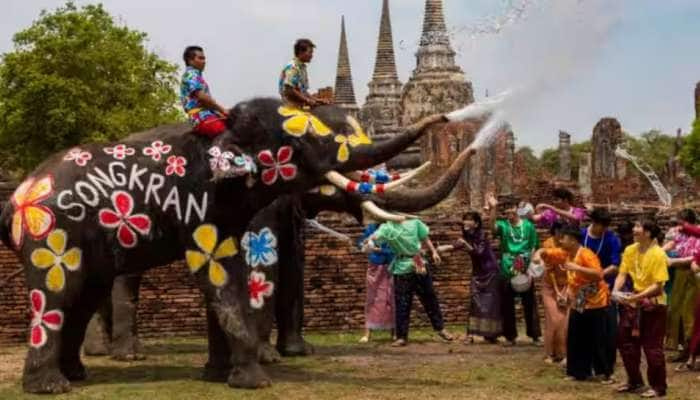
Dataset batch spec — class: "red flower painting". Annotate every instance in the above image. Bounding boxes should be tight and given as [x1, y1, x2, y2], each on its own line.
[257, 146, 297, 185]
[29, 289, 63, 349]
[98, 191, 152, 248]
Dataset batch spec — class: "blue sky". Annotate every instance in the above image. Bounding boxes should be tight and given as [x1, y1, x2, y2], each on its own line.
[2, 0, 699, 151]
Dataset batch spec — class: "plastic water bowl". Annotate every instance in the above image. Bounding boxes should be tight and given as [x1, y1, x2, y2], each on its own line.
[510, 273, 532, 293]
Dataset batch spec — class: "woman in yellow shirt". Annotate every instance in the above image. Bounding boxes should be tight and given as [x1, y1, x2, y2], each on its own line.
[613, 219, 669, 398]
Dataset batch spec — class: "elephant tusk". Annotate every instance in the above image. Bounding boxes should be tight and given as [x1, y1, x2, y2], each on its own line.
[387, 161, 431, 187]
[361, 201, 406, 222]
[325, 165, 426, 195]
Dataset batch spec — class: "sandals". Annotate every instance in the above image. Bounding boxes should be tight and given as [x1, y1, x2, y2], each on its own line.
[616, 383, 644, 394]
[358, 336, 369, 344]
[674, 362, 695, 372]
[639, 389, 665, 398]
[391, 338, 407, 347]
[437, 330, 454, 342]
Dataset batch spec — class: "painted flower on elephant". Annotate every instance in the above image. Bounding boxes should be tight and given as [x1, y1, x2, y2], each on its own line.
[98, 191, 152, 248]
[30, 229, 82, 293]
[278, 106, 332, 137]
[28, 289, 63, 349]
[10, 175, 56, 249]
[165, 155, 187, 177]
[248, 271, 274, 309]
[186, 224, 238, 287]
[257, 146, 297, 185]
[103, 144, 136, 160]
[63, 148, 93, 167]
[142, 140, 172, 162]
[208, 146, 235, 172]
[241, 227, 278, 267]
[333, 116, 373, 163]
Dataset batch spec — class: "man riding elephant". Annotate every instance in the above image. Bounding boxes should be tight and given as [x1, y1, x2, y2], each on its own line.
[0, 94, 488, 394]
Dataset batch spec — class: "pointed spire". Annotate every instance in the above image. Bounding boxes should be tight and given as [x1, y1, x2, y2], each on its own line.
[420, 0, 450, 46]
[372, 0, 399, 80]
[334, 16, 357, 108]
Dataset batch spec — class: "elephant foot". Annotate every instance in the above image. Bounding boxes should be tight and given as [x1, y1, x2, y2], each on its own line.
[23, 368, 71, 394]
[111, 338, 145, 361]
[227, 363, 271, 389]
[60, 361, 87, 381]
[258, 343, 282, 364]
[201, 363, 232, 382]
[277, 338, 314, 357]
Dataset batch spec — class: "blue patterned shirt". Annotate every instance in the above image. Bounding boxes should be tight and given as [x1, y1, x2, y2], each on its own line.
[180, 66, 216, 127]
[278, 58, 309, 102]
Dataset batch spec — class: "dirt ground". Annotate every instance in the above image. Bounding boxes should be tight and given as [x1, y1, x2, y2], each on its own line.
[0, 328, 698, 400]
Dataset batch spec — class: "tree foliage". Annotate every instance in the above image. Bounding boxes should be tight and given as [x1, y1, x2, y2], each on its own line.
[681, 119, 700, 178]
[0, 2, 182, 175]
[623, 130, 681, 177]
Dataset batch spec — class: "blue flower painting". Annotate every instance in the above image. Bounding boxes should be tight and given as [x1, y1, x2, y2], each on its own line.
[241, 227, 278, 267]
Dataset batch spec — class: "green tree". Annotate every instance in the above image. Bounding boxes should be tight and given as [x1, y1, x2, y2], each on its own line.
[514, 146, 541, 176]
[623, 130, 680, 176]
[0, 2, 182, 174]
[681, 119, 700, 177]
[537, 140, 591, 179]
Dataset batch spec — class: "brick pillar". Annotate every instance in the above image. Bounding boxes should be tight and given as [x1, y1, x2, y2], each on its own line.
[558, 131, 571, 181]
[500, 130, 515, 196]
[469, 149, 483, 209]
[578, 152, 592, 198]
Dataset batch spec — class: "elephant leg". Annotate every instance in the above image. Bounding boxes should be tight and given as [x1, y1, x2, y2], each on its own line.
[210, 298, 270, 389]
[59, 282, 110, 381]
[275, 208, 313, 357]
[22, 287, 72, 394]
[110, 273, 145, 361]
[256, 295, 280, 365]
[202, 306, 232, 382]
[82, 295, 112, 356]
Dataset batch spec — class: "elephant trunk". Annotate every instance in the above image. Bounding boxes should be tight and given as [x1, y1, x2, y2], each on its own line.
[337, 114, 447, 172]
[374, 145, 477, 212]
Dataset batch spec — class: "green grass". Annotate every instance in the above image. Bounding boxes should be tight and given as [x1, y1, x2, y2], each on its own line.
[1, 328, 697, 399]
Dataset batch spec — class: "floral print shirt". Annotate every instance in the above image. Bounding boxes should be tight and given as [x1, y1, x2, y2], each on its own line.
[278, 58, 309, 103]
[180, 66, 216, 127]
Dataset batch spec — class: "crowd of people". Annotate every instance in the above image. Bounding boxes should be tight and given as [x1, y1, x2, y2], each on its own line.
[358, 187, 700, 398]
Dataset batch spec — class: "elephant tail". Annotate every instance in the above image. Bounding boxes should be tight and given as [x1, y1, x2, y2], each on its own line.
[0, 201, 13, 249]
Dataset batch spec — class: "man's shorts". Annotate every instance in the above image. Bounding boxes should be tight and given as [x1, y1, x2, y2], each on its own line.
[194, 115, 226, 138]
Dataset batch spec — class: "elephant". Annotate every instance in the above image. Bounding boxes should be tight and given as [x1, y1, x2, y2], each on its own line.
[83, 139, 477, 363]
[0, 96, 482, 394]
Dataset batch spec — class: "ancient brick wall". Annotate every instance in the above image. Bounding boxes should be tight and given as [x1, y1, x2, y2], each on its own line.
[0, 211, 473, 345]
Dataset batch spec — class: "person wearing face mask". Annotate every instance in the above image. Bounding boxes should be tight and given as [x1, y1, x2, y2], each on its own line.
[438, 211, 503, 344]
[487, 194, 542, 347]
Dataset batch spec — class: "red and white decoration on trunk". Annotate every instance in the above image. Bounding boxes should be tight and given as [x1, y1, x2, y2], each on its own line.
[63, 148, 93, 167]
[248, 271, 274, 309]
[103, 144, 136, 160]
[29, 289, 63, 349]
[257, 146, 297, 185]
[98, 191, 152, 248]
[142, 140, 172, 162]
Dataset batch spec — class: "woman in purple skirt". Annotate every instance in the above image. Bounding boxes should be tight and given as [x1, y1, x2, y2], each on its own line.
[440, 211, 503, 343]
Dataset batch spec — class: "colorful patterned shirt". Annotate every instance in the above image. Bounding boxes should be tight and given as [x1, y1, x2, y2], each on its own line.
[180, 66, 216, 127]
[278, 58, 309, 103]
[537, 206, 587, 228]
